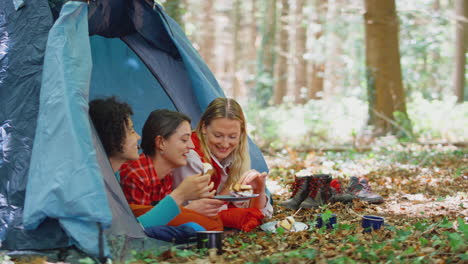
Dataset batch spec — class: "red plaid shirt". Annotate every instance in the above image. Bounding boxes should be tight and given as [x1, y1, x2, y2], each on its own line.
[119, 153, 173, 206]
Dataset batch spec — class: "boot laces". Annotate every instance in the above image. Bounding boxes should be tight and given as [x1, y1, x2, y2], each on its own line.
[308, 178, 320, 198]
[359, 178, 373, 193]
[347, 176, 362, 194]
[291, 177, 306, 197]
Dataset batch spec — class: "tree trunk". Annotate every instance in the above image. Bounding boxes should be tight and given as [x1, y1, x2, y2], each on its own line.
[255, 0, 277, 106]
[454, 0, 467, 103]
[431, 0, 443, 95]
[232, 0, 242, 99]
[274, 0, 290, 104]
[323, 0, 344, 98]
[164, 0, 184, 30]
[249, 1, 258, 72]
[199, 0, 216, 72]
[242, 0, 258, 100]
[295, 0, 308, 104]
[433, 0, 440, 10]
[364, 0, 412, 137]
[308, 0, 328, 100]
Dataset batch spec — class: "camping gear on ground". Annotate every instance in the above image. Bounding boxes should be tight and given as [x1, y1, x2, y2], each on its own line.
[328, 179, 356, 204]
[260, 221, 309, 233]
[279, 172, 313, 210]
[0, 0, 269, 261]
[196, 231, 223, 255]
[280, 173, 343, 209]
[280, 172, 384, 210]
[279, 173, 333, 209]
[315, 214, 337, 229]
[347, 177, 384, 204]
[299, 174, 333, 208]
[361, 215, 385, 232]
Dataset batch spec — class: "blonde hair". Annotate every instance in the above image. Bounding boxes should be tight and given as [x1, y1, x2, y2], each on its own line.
[196, 97, 250, 189]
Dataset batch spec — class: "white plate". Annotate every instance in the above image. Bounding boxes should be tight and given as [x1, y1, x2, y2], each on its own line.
[213, 194, 259, 202]
[260, 221, 309, 233]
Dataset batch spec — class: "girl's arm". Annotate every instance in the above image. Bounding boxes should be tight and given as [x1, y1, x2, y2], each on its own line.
[137, 195, 180, 227]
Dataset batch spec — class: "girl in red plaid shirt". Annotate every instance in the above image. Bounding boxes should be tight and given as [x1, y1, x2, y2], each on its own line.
[90, 98, 216, 243]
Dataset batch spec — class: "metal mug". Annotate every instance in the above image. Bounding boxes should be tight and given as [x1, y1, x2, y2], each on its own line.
[316, 213, 337, 229]
[362, 215, 384, 233]
[196, 231, 223, 255]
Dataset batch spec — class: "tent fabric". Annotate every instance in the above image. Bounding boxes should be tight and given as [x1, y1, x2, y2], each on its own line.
[93, 126, 146, 239]
[94, 123, 172, 260]
[13, 0, 24, 11]
[0, 0, 270, 259]
[89, 34, 183, 133]
[88, 1, 269, 174]
[0, 0, 70, 250]
[23, 1, 111, 256]
[122, 33, 203, 122]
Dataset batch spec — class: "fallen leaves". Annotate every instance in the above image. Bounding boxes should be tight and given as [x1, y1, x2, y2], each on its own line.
[130, 146, 468, 263]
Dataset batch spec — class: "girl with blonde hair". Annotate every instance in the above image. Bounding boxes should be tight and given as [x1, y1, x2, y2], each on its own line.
[173, 97, 273, 220]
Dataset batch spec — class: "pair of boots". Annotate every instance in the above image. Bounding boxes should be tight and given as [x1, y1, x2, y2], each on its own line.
[280, 174, 383, 210]
[280, 174, 339, 210]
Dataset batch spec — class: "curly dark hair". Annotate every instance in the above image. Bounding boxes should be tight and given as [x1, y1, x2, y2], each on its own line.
[89, 97, 134, 157]
[141, 109, 191, 156]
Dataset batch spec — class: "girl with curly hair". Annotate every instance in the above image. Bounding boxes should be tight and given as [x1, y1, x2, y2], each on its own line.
[89, 97, 214, 243]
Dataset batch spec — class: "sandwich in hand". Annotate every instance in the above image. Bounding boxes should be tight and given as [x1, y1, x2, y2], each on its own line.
[202, 162, 213, 176]
[231, 183, 254, 197]
[275, 216, 296, 231]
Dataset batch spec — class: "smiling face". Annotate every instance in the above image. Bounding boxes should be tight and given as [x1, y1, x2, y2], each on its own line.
[158, 120, 194, 168]
[202, 118, 241, 162]
[117, 117, 141, 162]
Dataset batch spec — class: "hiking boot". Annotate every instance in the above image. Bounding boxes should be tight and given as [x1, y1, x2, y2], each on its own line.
[299, 174, 332, 208]
[330, 179, 342, 193]
[329, 179, 355, 204]
[346, 176, 383, 204]
[329, 192, 355, 204]
[279, 173, 312, 210]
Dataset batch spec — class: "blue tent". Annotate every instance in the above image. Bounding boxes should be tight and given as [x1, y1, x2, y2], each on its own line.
[0, 0, 268, 261]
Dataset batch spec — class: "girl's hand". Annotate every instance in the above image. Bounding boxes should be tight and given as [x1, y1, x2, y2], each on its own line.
[239, 170, 268, 193]
[171, 173, 215, 205]
[185, 198, 225, 217]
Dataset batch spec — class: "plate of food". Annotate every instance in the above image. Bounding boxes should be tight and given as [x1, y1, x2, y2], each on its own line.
[213, 183, 259, 201]
[213, 194, 259, 202]
[260, 217, 309, 233]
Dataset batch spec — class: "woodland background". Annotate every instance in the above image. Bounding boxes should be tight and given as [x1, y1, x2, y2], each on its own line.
[4, 0, 467, 263]
[161, 0, 467, 151]
[124, 1, 467, 262]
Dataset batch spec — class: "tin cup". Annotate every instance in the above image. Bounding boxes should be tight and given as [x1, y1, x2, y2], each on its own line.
[362, 215, 384, 233]
[196, 231, 223, 255]
[316, 213, 337, 229]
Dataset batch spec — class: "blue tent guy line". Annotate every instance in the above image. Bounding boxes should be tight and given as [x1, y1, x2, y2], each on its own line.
[0, 0, 269, 259]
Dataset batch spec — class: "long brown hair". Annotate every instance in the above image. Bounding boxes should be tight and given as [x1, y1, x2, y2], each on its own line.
[195, 97, 250, 189]
[141, 109, 191, 156]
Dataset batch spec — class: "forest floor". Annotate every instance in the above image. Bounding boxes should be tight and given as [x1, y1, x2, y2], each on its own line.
[7, 144, 467, 264]
[150, 144, 467, 264]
